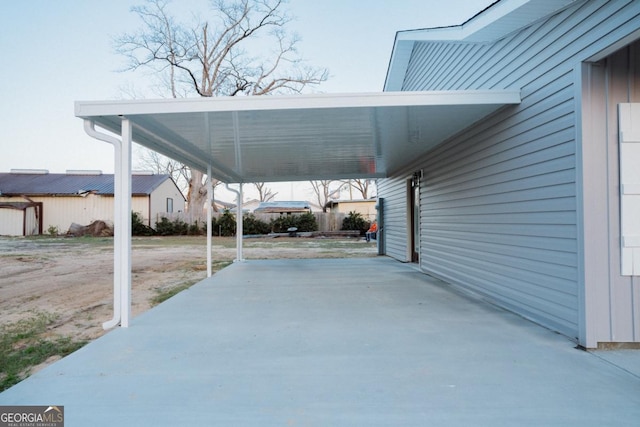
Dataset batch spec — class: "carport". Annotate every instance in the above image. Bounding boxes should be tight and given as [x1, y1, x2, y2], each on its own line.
[75, 90, 520, 328]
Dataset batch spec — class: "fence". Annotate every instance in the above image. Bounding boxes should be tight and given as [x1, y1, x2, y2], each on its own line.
[154, 211, 347, 233]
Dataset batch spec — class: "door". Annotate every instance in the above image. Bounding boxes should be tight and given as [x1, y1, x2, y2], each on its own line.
[410, 173, 420, 263]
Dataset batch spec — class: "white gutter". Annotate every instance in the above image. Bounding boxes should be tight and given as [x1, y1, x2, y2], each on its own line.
[83, 119, 132, 329]
[225, 183, 244, 262]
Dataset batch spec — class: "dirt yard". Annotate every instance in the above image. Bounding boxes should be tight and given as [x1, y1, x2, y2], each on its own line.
[0, 235, 377, 343]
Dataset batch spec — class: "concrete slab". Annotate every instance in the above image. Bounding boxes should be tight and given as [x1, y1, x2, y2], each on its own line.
[1, 258, 639, 426]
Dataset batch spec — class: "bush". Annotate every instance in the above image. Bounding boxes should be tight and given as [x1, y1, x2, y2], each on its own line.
[243, 213, 271, 235]
[295, 212, 318, 232]
[154, 216, 189, 235]
[132, 212, 155, 236]
[216, 210, 237, 236]
[188, 220, 204, 236]
[271, 212, 318, 233]
[341, 211, 369, 235]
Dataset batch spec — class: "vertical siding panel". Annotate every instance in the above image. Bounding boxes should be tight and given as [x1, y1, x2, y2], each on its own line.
[580, 62, 611, 347]
[606, 47, 638, 342]
[0, 209, 24, 235]
[581, 40, 640, 346]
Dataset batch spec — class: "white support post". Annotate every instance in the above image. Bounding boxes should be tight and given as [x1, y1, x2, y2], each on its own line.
[119, 118, 133, 327]
[207, 165, 213, 277]
[236, 183, 243, 262]
[225, 183, 244, 262]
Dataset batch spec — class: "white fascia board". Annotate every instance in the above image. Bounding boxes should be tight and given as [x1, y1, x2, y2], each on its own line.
[396, 0, 530, 43]
[384, 39, 415, 91]
[394, 0, 581, 43]
[75, 90, 521, 118]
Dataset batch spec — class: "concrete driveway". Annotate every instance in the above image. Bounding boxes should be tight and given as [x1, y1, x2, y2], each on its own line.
[1, 257, 639, 426]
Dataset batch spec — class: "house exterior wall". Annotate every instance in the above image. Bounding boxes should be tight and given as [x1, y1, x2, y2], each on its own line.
[580, 43, 640, 347]
[0, 208, 24, 236]
[379, 0, 640, 344]
[147, 179, 185, 227]
[1, 194, 148, 233]
[0, 195, 148, 233]
[328, 200, 377, 222]
[0, 176, 184, 233]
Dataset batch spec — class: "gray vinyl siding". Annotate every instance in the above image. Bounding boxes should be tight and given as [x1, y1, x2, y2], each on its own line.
[377, 176, 409, 262]
[379, 0, 640, 341]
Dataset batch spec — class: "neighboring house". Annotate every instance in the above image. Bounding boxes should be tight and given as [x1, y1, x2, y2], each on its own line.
[253, 201, 312, 215]
[0, 170, 185, 234]
[325, 199, 376, 222]
[213, 199, 236, 212]
[239, 198, 261, 213]
[378, 0, 640, 348]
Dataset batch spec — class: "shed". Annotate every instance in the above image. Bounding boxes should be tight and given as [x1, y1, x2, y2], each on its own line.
[0, 201, 42, 236]
[0, 170, 185, 234]
[325, 199, 377, 222]
[253, 201, 312, 214]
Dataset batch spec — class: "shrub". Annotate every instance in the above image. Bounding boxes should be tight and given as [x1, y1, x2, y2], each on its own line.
[216, 210, 237, 236]
[243, 213, 271, 235]
[132, 212, 155, 236]
[154, 216, 188, 235]
[271, 212, 318, 233]
[341, 211, 369, 235]
[188, 220, 203, 236]
[295, 212, 318, 232]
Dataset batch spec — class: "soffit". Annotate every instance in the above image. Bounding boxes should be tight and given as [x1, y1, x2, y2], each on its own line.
[75, 91, 520, 183]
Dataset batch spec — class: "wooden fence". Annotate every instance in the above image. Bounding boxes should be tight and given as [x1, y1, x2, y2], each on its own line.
[154, 211, 347, 232]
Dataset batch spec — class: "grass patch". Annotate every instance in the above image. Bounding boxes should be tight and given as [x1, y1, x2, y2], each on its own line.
[150, 260, 232, 306]
[0, 311, 87, 392]
[150, 281, 198, 306]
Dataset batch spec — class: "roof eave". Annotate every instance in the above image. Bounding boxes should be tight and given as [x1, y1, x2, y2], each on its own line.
[384, 0, 578, 91]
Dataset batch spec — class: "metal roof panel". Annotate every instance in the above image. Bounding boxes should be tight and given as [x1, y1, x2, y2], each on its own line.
[0, 173, 174, 197]
[75, 90, 520, 183]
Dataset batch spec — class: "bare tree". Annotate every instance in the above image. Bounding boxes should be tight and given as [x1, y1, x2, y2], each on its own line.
[309, 180, 336, 212]
[253, 182, 277, 202]
[134, 145, 190, 193]
[346, 178, 376, 199]
[115, 0, 328, 220]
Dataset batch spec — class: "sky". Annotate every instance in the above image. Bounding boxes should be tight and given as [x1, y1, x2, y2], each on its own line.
[0, 0, 494, 202]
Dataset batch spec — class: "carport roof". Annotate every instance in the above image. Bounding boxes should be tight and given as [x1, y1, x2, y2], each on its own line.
[75, 90, 520, 183]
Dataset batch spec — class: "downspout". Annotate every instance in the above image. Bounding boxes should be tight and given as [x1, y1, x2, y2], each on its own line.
[84, 120, 121, 329]
[225, 183, 244, 262]
[83, 120, 133, 329]
[207, 165, 213, 277]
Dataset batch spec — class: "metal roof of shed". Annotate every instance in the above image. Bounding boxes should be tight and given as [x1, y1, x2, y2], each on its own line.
[75, 90, 520, 184]
[0, 172, 175, 197]
[254, 201, 311, 213]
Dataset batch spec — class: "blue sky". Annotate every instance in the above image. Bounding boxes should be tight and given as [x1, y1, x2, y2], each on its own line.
[0, 0, 493, 199]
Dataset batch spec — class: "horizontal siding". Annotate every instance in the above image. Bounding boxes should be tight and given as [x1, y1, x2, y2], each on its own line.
[383, 1, 640, 341]
[377, 177, 409, 262]
[404, 1, 639, 92]
[418, 83, 580, 337]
